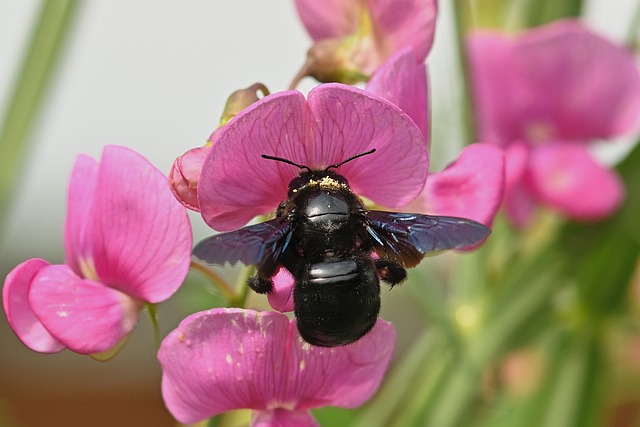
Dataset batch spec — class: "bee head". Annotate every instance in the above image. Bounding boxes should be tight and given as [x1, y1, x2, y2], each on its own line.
[261, 148, 376, 197]
[286, 170, 349, 197]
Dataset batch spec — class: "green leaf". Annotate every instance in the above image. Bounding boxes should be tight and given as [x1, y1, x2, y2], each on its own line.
[523, 0, 583, 28]
[477, 330, 604, 427]
[454, 0, 583, 31]
[351, 331, 454, 427]
[540, 331, 603, 427]
[555, 140, 640, 317]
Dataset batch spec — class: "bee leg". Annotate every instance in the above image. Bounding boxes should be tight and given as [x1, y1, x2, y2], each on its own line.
[248, 274, 274, 294]
[375, 259, 407, 287]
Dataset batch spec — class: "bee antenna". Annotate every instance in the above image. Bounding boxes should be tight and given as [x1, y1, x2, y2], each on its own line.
[261, 154, 312, 172]
[324, 148, 376, 171]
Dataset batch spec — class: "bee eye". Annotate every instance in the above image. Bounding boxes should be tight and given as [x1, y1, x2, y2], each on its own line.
[287, 175, 308, 196]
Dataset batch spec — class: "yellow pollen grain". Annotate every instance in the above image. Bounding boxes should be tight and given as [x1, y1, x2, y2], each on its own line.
[306, 176, 346, 190]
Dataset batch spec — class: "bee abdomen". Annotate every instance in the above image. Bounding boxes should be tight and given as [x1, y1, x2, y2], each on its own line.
[294, 256, 380, 347]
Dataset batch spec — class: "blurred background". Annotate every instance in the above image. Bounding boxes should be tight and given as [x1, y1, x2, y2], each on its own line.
[1, 1, 639, 426]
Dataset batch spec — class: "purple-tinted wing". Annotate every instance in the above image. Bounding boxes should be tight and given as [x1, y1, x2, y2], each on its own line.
[366, 211, 491, 267]
[193, 218, 291, 271]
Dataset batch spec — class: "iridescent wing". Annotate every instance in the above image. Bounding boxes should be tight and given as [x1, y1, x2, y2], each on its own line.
[366, 211, 491, 267]
[192, 218, 292, 272]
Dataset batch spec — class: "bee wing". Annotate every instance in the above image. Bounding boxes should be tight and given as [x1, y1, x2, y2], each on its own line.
[192, 218, 292, 270]
[366, 211, 491, 267]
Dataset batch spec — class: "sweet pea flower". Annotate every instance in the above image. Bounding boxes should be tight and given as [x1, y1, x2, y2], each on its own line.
[169, 145, 209, 212]
[169, 83, 269, 212]
[365, 48, 505, 228]
[197, 83, 428, 231]
[291, 0, 437, 86]
[196, 83, 499, 314]
[467, 19, 640, 224]
[3, 146, 192, 356]
[158, 308, 396, 426]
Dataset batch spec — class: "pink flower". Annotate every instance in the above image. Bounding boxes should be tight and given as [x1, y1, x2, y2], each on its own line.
[197, 83, 428, 231]
[467, 20, 640, 224]
[365, 48, 505, 228]
[169, 84, 269, 212]
[291, 0, 437, 85]
[366, 47, 429, 139]
[419, 143, 505, 227]
[158, 308, 396, 426]
[195, 83, 498, 314]
[3, 146, 192, 355]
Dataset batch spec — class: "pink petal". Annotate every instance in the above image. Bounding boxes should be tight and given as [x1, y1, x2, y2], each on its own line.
[308, 85, 428, 208]
[90, 146, 192, 302]
[199, 91, 309, 230]
[64, 154, 99, 277]
[366, 47, 429, 139]
[3, 259, 64, 353]
[528, 142, 624, 219]
[295, 0, 437, 64]
[199, 84, 427, 231]
[267, 268, 295, 313]
[294, 0, 359, 41]
[252, 409, 319, 427]
[366, 0, 437, 62]
[502, 142, 537, 226]
[168, 146, 209, 212]
[28, 264, 141, 354]
[467, 31, 530, 145]
[514, 20, 640, 139]
[158, 309, 396, 424]
[422, 143, 505, 227]
[468, 20, 640, 143]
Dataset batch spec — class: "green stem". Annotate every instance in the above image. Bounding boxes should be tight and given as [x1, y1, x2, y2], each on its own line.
[0, 0, 80, 230]
[452, 0, 478, 144]
[228, 266, 254, 308]
[543, 339, 588, 427]
[352, 331, 448, 427]
[626, 0, 640, 50]
[523, 0, 583, 28]
[190, 261, 236, 301]
[145, 303, 161, 347]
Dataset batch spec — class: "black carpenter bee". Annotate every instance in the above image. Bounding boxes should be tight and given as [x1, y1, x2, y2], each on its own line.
[193, 149, 490, 347]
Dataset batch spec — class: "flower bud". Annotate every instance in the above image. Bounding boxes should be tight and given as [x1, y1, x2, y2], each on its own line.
[290, 38, 370, 88]
[168, 146, 209, 212]
[220, 83, 269, 126]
